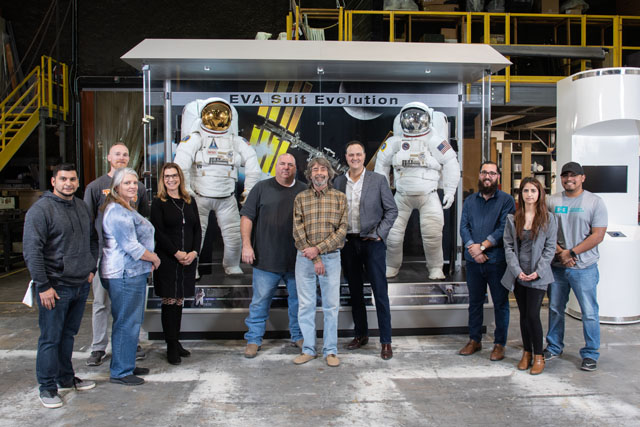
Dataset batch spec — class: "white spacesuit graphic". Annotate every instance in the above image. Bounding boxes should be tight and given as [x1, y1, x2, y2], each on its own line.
[374, 102, 460, 280]
[175, 97, 261, 275]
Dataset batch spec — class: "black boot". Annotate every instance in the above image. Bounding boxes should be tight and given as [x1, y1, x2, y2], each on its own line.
[175, 304, 191, 357]
[167, 341, 181, 365]
[162, 304, 181, 365]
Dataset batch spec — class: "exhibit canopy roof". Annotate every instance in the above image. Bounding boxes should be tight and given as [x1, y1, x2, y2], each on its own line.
[121, 39, 510, 83]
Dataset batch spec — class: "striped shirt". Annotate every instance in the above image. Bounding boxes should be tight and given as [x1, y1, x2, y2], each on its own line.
[293, 186, 347, 262]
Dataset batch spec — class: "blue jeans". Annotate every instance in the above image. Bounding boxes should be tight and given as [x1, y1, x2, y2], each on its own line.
[244, 268, 302, 345]
[295, 251, 341, 357]
[36, 281, 90, 393]
[341, 237, 392, 344]
[102, 274, 148, 378]
[547, 264, 600, 360]
[465, 262, 510, 345]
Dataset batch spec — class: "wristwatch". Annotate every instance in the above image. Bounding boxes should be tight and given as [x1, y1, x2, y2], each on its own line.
[480, 244, 486, 252]
[569, 249, 578, 259]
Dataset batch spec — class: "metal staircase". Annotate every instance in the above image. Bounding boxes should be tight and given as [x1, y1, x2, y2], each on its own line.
[0, 56, 68, 172]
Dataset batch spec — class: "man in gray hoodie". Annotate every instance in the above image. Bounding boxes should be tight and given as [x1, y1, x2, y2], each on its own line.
[23, 163, 99, 408]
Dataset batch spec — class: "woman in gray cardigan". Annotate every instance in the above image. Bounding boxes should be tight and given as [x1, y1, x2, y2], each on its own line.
[502, 177, 557, 375]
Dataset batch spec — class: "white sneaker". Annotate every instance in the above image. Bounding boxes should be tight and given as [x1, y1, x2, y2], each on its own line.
[428, 268, 446, 280]
[386, 266, 400, 278]
[224, 266, 243, 275]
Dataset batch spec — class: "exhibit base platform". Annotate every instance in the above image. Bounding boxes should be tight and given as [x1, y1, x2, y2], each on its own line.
[143, 261, 493, 340]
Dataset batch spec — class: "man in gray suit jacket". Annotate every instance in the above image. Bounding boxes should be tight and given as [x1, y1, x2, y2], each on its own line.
[334, 141, 398, 360]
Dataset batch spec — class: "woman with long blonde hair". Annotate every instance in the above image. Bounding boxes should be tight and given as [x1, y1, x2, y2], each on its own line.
[101, 167, 160, 386]
[501, 177, 557, 375]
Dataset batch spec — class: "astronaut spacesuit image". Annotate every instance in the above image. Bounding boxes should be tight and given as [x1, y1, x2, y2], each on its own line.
[175, 97, 261, 275]
[374, 101, 460, 280]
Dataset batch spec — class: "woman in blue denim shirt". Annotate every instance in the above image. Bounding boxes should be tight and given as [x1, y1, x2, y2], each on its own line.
[100, 167, 160, 386]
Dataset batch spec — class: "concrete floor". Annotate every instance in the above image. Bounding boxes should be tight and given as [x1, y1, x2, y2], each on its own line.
[1, 267, 639, 427]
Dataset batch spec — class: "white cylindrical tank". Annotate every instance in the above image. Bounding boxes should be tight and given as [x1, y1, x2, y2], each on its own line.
[556, 68, 640, 324]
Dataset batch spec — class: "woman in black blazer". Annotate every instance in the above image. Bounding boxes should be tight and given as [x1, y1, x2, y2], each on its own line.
[502, 177, 557, 375]
[150, 163, 201, 365]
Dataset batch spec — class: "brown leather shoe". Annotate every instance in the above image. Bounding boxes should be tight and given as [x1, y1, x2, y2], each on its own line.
[381, 344, 393, 360]
[346, 336, 369, 350]
[293, 353, 317, 365]
[244, 343, 261, 359]
[490, 344, 505, 361]
[459, 339, 482, 355]
[325, 354, 340, 367]
[530, 354, 545, 375]
[517, 351, 532, 370]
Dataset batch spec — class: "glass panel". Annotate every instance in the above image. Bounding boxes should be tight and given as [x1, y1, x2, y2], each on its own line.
[93, 91, 143, 177]
[139, 69, 489, 338]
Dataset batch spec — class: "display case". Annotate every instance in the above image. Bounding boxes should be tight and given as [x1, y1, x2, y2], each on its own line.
[121, 39, 510, 338]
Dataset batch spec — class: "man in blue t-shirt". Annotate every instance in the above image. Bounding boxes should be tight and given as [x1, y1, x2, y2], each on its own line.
[240, 153, 306, 358]
[545, 161, 608, 372]
[459, 161, 515, 361]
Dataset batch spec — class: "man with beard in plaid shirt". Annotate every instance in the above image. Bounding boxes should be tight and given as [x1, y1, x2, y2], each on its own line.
[292, 157, 347, 368]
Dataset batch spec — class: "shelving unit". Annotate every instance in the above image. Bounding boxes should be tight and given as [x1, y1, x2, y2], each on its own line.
[498, 140, 553, 196]
[511, 151, 553, 194]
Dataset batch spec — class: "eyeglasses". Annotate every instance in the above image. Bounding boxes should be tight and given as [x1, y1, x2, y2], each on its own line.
[480, 171, 498, 177]
[164, 173, 179, 180]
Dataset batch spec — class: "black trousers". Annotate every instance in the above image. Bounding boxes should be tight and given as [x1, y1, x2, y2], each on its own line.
[341, 236, 392, 344]
[513, 282, 546, 354]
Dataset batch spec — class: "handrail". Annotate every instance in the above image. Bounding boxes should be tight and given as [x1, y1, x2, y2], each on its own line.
[289, 8, 640, 102]
[0, 55, 68, 153]
[0, 66, 40, 110]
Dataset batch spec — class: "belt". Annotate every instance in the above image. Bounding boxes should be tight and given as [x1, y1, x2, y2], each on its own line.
[196, 192, 234, 200]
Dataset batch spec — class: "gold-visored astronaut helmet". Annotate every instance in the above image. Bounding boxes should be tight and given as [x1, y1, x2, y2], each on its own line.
[201, 101, 232, 132]
[400, 106, 431, 136]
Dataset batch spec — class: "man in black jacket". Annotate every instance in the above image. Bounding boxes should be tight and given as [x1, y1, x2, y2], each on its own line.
[23, 163, 99, 408]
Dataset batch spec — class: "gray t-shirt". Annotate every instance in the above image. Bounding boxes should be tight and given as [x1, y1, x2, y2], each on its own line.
[517, 229, 534, 281]
[547, 190, 608, 269]
[84, 173, 149, 250]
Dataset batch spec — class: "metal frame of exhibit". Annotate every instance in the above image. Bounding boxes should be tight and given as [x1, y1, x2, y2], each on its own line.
[122, 39, 510, 337]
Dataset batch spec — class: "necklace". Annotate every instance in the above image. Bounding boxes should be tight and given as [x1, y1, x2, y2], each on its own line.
[170, 197, 185, 224]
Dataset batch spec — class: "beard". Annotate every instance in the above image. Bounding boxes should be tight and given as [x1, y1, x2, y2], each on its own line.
[312, 176, 328, 187]
[478, 179, 498, 195]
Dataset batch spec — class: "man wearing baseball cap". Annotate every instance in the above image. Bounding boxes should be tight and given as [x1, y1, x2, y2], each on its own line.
[545, 161, 608, 371]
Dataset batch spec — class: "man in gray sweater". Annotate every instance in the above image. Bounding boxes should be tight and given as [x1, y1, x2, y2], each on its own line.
[23, 163, 99, 408]
[83, 142, 148, 366]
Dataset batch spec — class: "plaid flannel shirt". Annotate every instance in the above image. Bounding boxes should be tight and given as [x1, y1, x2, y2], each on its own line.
[293, 186, 347, 263]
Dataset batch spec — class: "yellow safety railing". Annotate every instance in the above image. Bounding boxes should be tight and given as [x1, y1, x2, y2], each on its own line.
[40, 55, 69, 120]
[0, 55, 68, 171]
[286, 8, 640, 103]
